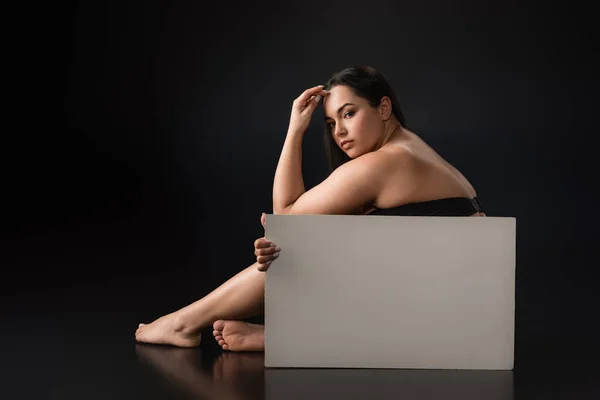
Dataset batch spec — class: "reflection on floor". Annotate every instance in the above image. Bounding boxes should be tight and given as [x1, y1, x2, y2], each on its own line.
[136, 344, 514, 400]
[136, 344, 265, 400]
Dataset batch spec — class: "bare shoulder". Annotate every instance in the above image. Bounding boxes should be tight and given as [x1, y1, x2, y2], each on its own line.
[371, 144, 421, 180]
[332, 145, 418, 196]
[343, 146, 420, 213]
[341, 145, 415, 175]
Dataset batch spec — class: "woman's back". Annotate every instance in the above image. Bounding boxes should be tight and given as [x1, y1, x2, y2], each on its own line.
[362, 129, 484, 216]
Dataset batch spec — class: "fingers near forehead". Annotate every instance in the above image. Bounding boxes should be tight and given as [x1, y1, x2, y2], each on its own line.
[300, 85, 329, 101]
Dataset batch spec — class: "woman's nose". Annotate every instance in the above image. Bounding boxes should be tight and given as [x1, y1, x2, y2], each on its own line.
[335, 125, 347, 137]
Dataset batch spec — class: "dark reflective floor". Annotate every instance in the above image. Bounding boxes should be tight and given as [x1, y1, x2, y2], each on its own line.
[4, 304, 599, 400]
[134, 345, 515, 400]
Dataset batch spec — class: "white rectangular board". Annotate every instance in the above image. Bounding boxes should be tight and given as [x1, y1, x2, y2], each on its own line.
[264, 215, 516, 370]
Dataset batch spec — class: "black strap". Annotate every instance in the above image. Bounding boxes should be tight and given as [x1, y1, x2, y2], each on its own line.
[470, 197, 484, 213]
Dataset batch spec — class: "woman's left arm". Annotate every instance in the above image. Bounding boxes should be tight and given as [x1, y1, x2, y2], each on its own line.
[277, 151, 410, 215]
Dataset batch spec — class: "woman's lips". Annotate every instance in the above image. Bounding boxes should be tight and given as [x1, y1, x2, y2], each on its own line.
[341, 140, 354, 149]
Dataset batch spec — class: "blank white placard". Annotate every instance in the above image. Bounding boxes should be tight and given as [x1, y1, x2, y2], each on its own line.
[264, 215, 515, 370]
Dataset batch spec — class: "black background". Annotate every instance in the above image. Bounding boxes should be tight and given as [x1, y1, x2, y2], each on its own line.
[3, 1, 599, 398]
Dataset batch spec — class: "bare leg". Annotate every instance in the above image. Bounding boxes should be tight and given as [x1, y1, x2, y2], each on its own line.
[135, 262, 265, 347]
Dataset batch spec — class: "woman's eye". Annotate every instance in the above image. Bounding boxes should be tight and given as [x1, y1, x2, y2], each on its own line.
[344, 111, 354, 118]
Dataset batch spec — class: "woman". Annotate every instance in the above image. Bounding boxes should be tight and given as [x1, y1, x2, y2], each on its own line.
[135, 65, 485, 351]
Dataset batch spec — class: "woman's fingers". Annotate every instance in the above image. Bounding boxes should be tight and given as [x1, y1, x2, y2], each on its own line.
[254, 237, 273, 249]
[254, 245, 280, 257]
[296, 85, 329, 104]
[257, 252, 279, 264]
[254, 238, 280, 253]
[257, 261, 271, 272]
[255, 246, 281, 262]
[254, 236, 280, 267]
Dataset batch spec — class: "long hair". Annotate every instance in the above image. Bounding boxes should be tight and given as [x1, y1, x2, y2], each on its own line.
[322, 65, 407, 172]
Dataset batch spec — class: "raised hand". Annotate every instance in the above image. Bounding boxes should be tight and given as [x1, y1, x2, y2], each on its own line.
[288, 85, 329, 135]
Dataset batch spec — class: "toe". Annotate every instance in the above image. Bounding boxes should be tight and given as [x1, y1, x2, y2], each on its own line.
[213, 330, 220, 337]
[218, 339, 225, 346]
[138, 323, 145, 328]
[213, 320, 225, 331]
[215, 335, 223, 342]
[222, 344, 229, 350]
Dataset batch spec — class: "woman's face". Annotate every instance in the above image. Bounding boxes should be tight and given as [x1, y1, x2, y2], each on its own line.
[323, 85, 383, 158]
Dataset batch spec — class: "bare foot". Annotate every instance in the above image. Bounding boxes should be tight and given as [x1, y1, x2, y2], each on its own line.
[212, 320, 264, 352]
[136, 313, 201, 347]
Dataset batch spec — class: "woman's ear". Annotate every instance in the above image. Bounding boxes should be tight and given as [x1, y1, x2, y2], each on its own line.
[378, 96, 393, 121]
